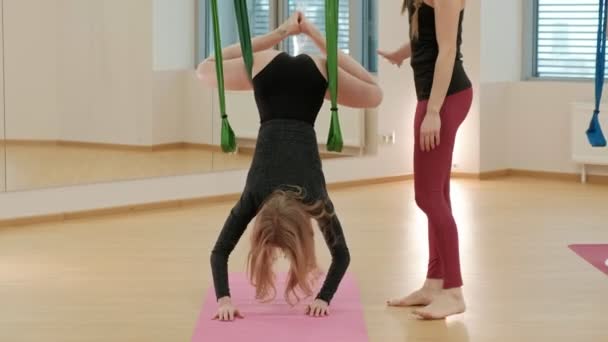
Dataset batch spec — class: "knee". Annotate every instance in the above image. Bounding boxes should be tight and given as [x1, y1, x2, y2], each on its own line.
[415, 190, 443, 213]
[415, 193, 431, 212]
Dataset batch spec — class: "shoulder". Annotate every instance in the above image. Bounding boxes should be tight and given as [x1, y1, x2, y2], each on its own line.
[306, 54, 328, 80]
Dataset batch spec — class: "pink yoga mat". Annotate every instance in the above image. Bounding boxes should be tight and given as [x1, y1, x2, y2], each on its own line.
[192, 273, 368, 342]
[569, 244, 608, 275]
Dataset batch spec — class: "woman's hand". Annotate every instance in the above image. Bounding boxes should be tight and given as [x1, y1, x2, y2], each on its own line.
[419, 112, 441, 152]
[213, 297, 244, 322]
[300, 14, 327, 52]
[306, 299, 330, 317]
[278, 11, 303, 37]
[300, 14, 318, 37]
[377, 49, 407, 67]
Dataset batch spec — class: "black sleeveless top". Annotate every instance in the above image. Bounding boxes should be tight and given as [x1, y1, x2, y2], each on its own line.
[253, 52, 328, 125]
[409, 2, 471, 100]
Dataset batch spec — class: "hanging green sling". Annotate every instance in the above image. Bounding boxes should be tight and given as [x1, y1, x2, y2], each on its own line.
[213, 0, 343, 152]
[210, 0, 237, 153]
[234, 0, 254, 79]
[325, 0, 343, 152]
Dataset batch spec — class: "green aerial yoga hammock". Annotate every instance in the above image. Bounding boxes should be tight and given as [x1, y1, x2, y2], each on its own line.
[325, 0, 344, 152]
[214, 0, 344, 152]
[210, 0, 237, 153]
[234, 0, 254, 79]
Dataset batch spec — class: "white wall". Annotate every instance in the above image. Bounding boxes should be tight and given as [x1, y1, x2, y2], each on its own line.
[184, 73, 214, 144]
[3, 0, 60, 141]
[478, 0, 522, 172]
[0, 0, 4, 140]
[451, 0, 481, 173]
[3, 0, 212, 146]
[56, 0, 153, 146]
[484, 0, 608, 175]
[480, 0, 522, 84]
[153, 0, 195, 71]
[479, 83, 509, 172]
[0, 0, 5, 192]
[505, 81, 608, 174]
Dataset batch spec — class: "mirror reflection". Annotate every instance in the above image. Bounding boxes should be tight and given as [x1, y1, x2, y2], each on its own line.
[0, 0, 373, 192]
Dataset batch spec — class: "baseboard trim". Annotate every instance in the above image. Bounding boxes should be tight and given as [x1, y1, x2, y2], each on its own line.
[1, 139, 353, 158]
[1, 170, 605, 228]
[0, 175, 413, 228]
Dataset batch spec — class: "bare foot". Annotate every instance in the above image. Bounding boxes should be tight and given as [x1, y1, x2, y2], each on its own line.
[413, 288, 466, 320]
[387, 279, 443, 307]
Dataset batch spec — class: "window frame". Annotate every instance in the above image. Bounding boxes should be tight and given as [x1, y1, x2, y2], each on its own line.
[196, 0, 377, 73]
[526, 0, 599, 82]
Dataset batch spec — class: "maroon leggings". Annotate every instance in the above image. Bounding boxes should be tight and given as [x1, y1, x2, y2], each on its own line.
[413, 88, 473, 289]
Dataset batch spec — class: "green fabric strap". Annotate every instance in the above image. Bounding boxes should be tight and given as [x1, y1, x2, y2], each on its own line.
[325, 0, 343, 152]
[234, 0, 254, 79]
[210, 0, 237, 153]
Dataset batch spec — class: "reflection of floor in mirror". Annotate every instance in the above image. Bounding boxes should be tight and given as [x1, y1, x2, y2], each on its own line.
[0, 178, 607, 341]
[4, 142, 253, 191]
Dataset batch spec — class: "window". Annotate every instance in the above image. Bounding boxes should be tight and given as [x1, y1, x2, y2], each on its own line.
[198, 0, 377, 72]
[284, 0, 351, 56]
[533, 0, 604, 79]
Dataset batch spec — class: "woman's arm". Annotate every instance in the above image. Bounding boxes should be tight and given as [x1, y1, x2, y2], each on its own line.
[377, 42, 412, 67]
[426, 0, 461, 115]
[196, 12, 301, 90]
[315, 211, 351, 305]
[300, 16, 382, 108]
[210, 193, 258, 302]
[303, 17, 377, 85]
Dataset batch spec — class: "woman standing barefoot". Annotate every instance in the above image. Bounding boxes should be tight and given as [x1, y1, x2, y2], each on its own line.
[378, 0, 472, 320]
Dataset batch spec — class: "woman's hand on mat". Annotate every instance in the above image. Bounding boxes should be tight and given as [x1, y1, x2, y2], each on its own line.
[306, 299, 330, 317]
[420, 112, 441, 152]
[377, 49, 406, 67]
[213, 297, 244, 322]
[278, 11, 302, 37]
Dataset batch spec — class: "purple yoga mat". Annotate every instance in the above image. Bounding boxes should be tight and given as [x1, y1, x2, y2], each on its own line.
[568, 244, 608, 275]
[192, 273, 368, 342]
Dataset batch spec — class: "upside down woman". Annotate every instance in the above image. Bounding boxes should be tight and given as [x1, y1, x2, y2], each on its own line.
[197, 12, 382, 321]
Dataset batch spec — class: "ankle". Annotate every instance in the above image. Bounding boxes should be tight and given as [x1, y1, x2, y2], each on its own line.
[423, 278, 444, 290]
[443, 287, 464, 300]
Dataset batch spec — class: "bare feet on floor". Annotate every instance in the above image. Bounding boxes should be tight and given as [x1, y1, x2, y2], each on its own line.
[413, 287, 466, 320]
[387, 279, 443, 307]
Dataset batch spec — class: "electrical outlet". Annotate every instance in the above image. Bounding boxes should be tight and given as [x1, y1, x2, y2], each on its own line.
[378, 131, 396, 145]
[452, 163, 459, 169]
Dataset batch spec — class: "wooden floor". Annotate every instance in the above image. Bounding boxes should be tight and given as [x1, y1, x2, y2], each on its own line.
[0, 177, 607, 342]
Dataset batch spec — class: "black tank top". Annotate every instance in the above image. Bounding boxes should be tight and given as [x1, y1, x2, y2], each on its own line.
[409, 2, 471, 100]
[252, 52, 328, 125]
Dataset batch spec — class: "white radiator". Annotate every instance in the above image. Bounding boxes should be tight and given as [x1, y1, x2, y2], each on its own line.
[213, 90, 366, 154]
[571, 102, 608, 182]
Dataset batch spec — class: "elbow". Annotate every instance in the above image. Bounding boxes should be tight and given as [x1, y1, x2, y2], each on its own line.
[333, 245, 351, 268]
[437, 46, 457, 61]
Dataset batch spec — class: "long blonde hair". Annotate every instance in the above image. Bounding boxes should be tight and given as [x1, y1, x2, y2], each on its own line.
[247, 187, 332, 306]
[402, 0, 423, 39]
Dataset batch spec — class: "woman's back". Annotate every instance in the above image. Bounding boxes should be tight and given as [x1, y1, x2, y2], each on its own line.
[253, 52, 328, 126]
